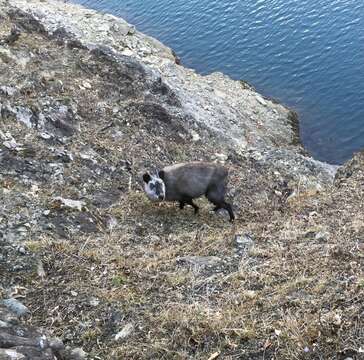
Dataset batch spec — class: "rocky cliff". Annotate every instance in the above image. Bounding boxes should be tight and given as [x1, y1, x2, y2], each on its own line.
[0, 0, 363, 359]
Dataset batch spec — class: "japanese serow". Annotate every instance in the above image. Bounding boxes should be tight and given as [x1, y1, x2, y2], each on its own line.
[142, 162, 235, 222]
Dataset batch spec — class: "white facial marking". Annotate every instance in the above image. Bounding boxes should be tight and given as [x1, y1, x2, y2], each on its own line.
[144, 175, 166, 202]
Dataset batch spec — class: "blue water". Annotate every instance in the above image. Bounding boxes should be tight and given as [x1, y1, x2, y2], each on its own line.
[73, 0, 364, 164]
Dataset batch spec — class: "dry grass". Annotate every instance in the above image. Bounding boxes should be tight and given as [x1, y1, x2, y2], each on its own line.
[19, 176, 363, 359]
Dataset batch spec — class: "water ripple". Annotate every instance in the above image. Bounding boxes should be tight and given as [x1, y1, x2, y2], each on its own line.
[74, 0, 364, 164]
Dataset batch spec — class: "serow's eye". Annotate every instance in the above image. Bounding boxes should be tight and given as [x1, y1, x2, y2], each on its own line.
[150, 183, 155, 190]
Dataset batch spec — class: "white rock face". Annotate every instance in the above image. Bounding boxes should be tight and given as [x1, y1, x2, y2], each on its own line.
[8, 0, 297, 152]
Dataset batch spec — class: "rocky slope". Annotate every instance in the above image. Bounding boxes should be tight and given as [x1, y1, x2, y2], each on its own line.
[0, 0, 362, 359]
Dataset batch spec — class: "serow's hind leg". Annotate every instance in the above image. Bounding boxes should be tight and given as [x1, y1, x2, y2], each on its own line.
[222, 202, 235, 222]
[212, 201, 235, 222]
[185, 198, 199, 214]
[206, 185, 234, 222]
[179, 201, 186, 210]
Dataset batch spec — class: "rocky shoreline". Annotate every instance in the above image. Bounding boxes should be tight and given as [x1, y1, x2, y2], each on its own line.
[0, 0, 363, 359]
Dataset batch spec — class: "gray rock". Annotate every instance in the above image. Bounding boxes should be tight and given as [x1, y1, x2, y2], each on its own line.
[235, 234, 254, 247]
[2, 299, 29, 317]
[0, 306, 18, 326]
[0, 86, 18, 96]
[45, 105, 78, 137]
[15, 107, 33, 128]
[54, 148, 74, 163]
[0, 320, 9, 328]
[0, 348, 25, 359]
[3, 138, 23, 152]
[17, 246, 26, 255]
[39, 132, 53, 140]
[52, 197, 86, 212]
[88, 297, 100, 307]
[0, 329, 40, 348]
[70, 347, 87, 360]
[176, 256, 221, 268]
[251, 148, 338, 189]
[49, 337, 64, 351]
[190, 129, 200, 141]
[114, 323, 134, 341]
[214, 152, 228, 163]
[235, 234, 255, 256]
[315, 231, 330, 241]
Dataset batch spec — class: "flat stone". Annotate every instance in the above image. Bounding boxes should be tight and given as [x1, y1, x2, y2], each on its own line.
[114, 323, 134, 341]
[52, 197, 86, 212]
[235, 234, 254, 247]
[70, 347, 87, 359]
[176, 256, 221, 268]
[235, 234, 255, 256]
[2, 299, 29, 317]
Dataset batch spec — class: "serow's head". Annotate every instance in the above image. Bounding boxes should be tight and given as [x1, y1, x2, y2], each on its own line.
[142, 171, 166, 202]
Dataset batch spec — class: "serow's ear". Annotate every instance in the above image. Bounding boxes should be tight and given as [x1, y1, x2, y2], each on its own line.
[143, 173, 151, 183]
[158, 170, 165, 180]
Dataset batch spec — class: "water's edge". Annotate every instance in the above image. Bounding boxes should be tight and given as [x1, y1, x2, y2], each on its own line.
[8, 0, 340, 180]
[72, 0, 364, 165]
